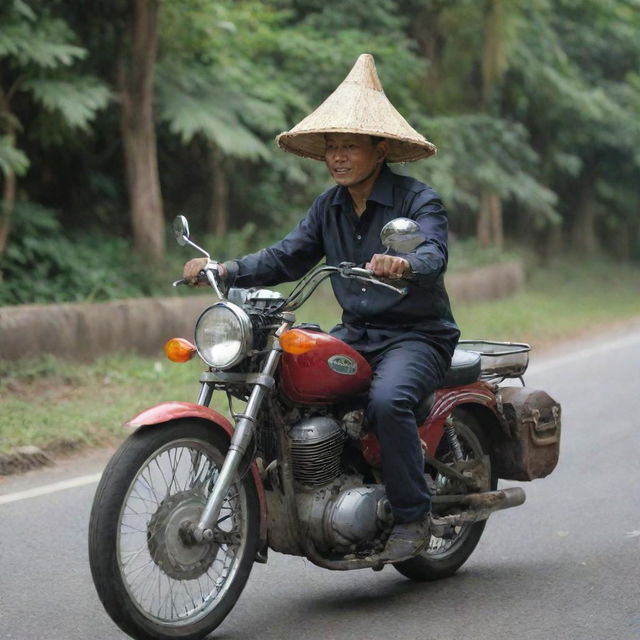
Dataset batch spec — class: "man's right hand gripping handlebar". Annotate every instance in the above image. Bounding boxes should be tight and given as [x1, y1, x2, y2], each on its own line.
[177, 258, 228, 287]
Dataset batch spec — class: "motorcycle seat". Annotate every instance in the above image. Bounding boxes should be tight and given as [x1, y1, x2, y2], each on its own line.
[442, 348, 482, 388]
[415, 349, 482, 424]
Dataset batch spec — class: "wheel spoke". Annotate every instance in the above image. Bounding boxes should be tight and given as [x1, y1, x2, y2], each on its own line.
[115, 438, 247, 625]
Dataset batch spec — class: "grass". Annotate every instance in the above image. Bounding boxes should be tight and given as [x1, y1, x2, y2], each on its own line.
[1, 257, 639, 456]
[454, 258, 640, 345]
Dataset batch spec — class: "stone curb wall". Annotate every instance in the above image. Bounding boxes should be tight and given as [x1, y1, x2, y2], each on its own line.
[0, 261, 523, 363]
[446, 260, 524, 304]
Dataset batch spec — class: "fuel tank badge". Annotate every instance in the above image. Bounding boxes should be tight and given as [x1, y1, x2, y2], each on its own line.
[328, 355, 358, 375]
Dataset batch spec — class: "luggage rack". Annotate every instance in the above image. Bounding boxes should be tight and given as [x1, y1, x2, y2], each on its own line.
[457, 340, 531, 384]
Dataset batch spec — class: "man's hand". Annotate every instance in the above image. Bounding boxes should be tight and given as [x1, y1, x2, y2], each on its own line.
[366, 254, 411, 279]
[182, 258, 227, 285]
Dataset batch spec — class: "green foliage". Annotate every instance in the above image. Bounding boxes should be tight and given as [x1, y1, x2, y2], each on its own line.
[0, 203, 166, 305]
[416, 114, 558, 224]
[23, 76, 111, 131]
[0, 135, 29, 175]
[156, 65, 275, 160]
[2, 0, 640, 307]
[0, 0, 111, 184]
[0, 2, 85, 69]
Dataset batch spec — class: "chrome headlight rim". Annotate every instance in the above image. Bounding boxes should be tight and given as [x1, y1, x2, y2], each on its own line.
[194, 301, 253, 370]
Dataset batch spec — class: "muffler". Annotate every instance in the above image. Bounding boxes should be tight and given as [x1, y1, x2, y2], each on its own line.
[431, 487, 526, 526]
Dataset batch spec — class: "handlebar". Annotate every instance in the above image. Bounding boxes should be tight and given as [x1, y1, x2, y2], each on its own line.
[280, 262, 408, 312]
[173, 261, 407, 311]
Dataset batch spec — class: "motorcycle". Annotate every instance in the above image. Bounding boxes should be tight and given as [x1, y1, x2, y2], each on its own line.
[88, 216, 562, 640]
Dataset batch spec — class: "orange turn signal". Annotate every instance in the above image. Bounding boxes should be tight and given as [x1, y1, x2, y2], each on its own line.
[280, 329, 318, 355]
[164, 337, 197, 363]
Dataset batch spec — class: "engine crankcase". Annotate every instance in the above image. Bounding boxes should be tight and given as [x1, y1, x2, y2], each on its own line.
[296, 479, 393, 553]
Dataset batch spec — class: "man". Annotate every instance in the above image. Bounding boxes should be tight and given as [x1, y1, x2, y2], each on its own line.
[183, 54, 459, 563]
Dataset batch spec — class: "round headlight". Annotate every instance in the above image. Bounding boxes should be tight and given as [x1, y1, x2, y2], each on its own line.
[194, 302, 252, 369]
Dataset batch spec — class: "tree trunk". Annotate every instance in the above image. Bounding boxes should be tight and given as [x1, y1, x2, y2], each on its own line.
[544, 223, 564, 259]
[0, 85, 17, 257]
[482, 0, 506, 106]
[476, 0, 508, 251]
[570, 163, 598, 254]
[207, 144, 229, 237]
[477, 188, 503, 249]
[119, 0, 164, 261]
[411, 4, 446, 92]
[0, 168, 16, 257]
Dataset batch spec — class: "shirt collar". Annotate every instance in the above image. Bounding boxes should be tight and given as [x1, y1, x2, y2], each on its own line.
[330, 163, 394, 210]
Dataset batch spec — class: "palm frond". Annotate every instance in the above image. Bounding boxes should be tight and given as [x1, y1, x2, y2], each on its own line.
[0, 15, 86, 69]
[23, 77, 111, 129]
[0, 136, 29, 176]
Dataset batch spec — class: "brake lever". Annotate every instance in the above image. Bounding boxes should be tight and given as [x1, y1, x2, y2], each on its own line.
[352, 275, 407, 295]
[204, 265, 225, 299]
[337, 263, 407, 295]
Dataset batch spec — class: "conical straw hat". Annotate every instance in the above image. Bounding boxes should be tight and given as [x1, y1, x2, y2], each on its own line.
[276, 53, 436, 163]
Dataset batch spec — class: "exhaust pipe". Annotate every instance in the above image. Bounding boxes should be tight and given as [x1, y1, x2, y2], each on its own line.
[432, 487, 526, 526]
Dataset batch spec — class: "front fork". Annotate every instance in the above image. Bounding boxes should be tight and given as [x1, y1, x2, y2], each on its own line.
[191, 323, 289, 543]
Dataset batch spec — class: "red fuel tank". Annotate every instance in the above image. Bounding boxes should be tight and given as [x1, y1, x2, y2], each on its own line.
[279, 330, 372, 404]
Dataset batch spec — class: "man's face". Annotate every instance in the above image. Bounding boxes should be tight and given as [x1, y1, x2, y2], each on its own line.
[324, 133, 386, 189]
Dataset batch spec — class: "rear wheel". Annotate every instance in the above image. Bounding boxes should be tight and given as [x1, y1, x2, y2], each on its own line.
[393, 408, 496, 582]
[88, 420, 260, 640]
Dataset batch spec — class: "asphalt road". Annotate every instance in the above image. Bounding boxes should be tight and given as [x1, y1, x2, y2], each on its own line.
[1, 324, 639, 640]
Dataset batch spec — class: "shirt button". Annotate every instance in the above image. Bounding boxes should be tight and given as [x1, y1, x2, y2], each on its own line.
[361, 287, 366, 292]
[356, 234, 362, 240]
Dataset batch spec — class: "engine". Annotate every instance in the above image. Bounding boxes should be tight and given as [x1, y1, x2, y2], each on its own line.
[280, 413, 392, 554]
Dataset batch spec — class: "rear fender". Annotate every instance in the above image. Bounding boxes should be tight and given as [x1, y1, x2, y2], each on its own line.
[421, 382, 498, 453]
[125, 401, 268, 546]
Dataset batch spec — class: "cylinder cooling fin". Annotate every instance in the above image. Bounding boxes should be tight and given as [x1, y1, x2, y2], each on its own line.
[288, 416, 346, 486]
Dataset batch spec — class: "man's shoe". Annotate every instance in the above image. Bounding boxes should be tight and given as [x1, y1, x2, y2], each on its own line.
[371, 514, 431, 564]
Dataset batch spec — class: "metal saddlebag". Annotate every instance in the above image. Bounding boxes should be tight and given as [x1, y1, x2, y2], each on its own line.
[494, 387, 561, 481]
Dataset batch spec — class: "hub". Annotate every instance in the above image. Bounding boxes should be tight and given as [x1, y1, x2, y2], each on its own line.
[147, 490, 220, 580]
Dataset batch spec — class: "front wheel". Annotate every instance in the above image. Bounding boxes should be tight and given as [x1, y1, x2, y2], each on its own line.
[88, 420, 260, 640]
[393, 408, 497, 582]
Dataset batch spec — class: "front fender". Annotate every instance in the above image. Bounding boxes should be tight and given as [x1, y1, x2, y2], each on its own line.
[125, 401, 268, 547]
[125, 401, 236, 433]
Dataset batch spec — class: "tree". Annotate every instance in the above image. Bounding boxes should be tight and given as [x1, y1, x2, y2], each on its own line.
[506, 0, 640, 255]
[0, 0, 109, 255]
[401, 0, 556, 246]
[119, 0, 165, 261]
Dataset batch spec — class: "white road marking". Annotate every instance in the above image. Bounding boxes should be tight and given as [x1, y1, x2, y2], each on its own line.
[0, 472, 102, 506]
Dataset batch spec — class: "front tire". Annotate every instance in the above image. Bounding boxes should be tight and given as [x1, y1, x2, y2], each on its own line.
[393, 408, 497, 582]
[88, 420, 260, 640]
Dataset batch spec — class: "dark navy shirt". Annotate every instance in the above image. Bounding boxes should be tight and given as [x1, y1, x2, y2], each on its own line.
[226, 164, 459, 356]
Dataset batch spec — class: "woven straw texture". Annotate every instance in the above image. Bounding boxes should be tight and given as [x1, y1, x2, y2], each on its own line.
[276, 53, 436, 163]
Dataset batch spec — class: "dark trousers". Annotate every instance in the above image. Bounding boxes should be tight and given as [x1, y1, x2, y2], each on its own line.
[366, 340, 450, 524]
